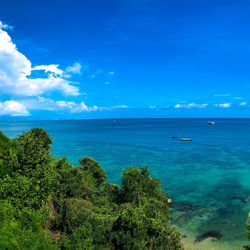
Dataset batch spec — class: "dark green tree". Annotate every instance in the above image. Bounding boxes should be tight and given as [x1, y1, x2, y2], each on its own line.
[111, 166, 183, 249]
[15, 128, 53, 175]
[79, 156, 107, 188]
[120, 166, 166, 204]
[0, 130, 17, 177]
[0, 128, 54, 210]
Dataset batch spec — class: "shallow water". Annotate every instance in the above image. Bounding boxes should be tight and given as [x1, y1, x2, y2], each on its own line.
[1, 119, 250, 249]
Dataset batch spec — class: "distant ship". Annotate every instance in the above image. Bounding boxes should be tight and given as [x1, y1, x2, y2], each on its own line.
[208, 121, 215, 125]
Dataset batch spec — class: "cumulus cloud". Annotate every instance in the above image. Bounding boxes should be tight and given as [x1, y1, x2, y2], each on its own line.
[174, 103, 208, 109]
[239, 102, 247, 106]
[21, 97, 128, 113]
[214, 103, 231, 108]
[0, 21, 128, 117]
[32, 64, 64, 76]
[66, 62, 82, 75]
[0, 26, 79, 96]
[108, 71, 115, 76]
[0, 101, 30, 116]
[54, 100, 99, 112]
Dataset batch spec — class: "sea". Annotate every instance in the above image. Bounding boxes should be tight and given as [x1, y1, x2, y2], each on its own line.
[1, 118, 250, 249]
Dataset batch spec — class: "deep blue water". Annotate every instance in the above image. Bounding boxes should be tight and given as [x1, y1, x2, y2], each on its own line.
[1, 119, 250, 249]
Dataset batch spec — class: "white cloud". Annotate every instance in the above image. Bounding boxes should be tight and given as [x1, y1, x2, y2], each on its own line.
[0, 25, 79, 96]
[0, 101, 30, 116]
[110, 105, 128, 109]
[174, 103, 208, 109]
[108, 71, 115, 76]
[54, 100, 98, 112]
[104, 81, 110, 85]
[214, 103, 231, 108]
[235, 97, 244, 100]
[0, 21, 13, 30]
[21, 97, 128, 113]
[239, 102, 247, 106]
[88, 70, 103, 79]
[214, 94, 231, 97]
[32, 64, 64, 76]
[66, 62, 82, 75]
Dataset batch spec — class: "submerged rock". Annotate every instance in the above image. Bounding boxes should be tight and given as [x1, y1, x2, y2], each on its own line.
[233, 194, 250, 203]
[195, 230, 222, 243]
[172, 201, 197, 212]
[244, 196, 250, 203]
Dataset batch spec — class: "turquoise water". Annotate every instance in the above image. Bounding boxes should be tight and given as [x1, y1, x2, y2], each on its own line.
[1, 119, 250, 249]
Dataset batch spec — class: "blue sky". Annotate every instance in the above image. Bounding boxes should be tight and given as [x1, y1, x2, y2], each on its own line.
[0, 0, 250, 119]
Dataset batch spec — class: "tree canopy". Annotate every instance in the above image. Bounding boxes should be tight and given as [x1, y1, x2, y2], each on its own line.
[0, 128, 183, 249]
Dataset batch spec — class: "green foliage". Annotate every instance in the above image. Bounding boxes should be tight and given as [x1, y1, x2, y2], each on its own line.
[0, 129, 183, 249]
[111, 197, 181, 249]
[0, 174, 45, 210]
[15, 128, 53, 175]
[248, 213, 250, 240]
[0, 130, 17, 177]
[64, 198, 93, 233]
[0, 129, 54, 210]
[79, 156, 107, 187]
[0, 200, 57, 250]
[64, 225, 94, 249]
[246, 213, 250, 249]
[120, 166, 165, 204]
[0, 130, 14, 159]
[102, 182, 120, 203]
[55, 164, 94, 199]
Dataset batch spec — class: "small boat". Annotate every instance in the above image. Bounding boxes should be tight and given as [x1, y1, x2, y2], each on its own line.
[167, 198, 174, 204]
[208, 121, 215, 125]
[180, 138, 192, 141]
[171, 136, 178, 139]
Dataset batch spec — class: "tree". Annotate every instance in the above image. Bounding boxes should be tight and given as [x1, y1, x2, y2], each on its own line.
[79, 156, 107, 188]
[111, 198, 182, 249]
[52, 158, 94, 200]
[0, 129, 54, 210]
[15, 128, 53, 175]
[120, 166, 166, 204]
[0, 130, 17, 177]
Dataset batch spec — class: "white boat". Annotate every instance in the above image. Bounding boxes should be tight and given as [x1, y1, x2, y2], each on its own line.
[180, 138, 192, 141]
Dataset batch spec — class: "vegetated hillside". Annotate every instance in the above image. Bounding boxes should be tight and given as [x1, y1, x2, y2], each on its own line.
[0, 128, 183, 249]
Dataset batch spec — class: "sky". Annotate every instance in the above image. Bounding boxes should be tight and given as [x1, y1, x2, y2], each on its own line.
[0, 0, 250, 119]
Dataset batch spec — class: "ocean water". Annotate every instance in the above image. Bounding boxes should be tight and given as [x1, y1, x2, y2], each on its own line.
[1, 119, 250, 249]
